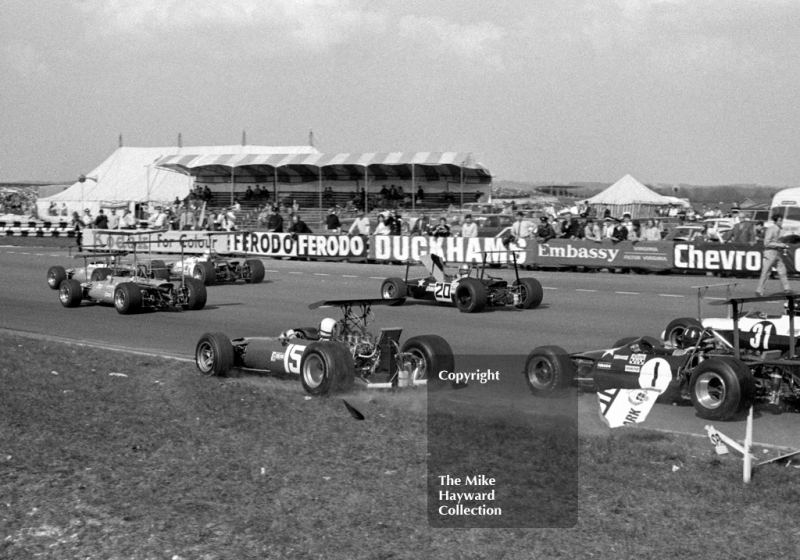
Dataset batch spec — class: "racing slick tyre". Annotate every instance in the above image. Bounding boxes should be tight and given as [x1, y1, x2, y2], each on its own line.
[401, 335, 459, 389]
[380, 278, 407, 305]
[690, 357, 755, 421]
[524, 345, 574, 398]
[90, 267, 112, 282]
[114, 282, 142, 315]
[244, 259, 266, 284]
[664, 317, 702, 348]
[181, 277, 207, 311]
[513, 278, 543, 309]
[193, 261, 216, 286]
[454, 278, 487, 313]
[150, 260, 170, 280]
[195, 332, 235, 377]
[47, 265, 67, 289]
[300, 341, 355, 396]
[59, 279, 83, 308]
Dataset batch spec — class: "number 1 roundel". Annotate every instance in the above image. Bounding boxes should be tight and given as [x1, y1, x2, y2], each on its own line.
[749, 321, 776, 350]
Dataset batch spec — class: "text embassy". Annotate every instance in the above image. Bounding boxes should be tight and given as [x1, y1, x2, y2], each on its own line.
[538, 244, 619, 263]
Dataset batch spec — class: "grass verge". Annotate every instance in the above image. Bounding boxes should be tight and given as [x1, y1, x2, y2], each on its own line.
[2, 333, 800, 559]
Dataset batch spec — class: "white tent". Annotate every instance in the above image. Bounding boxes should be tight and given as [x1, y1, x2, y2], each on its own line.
[36, 145, 318, 218]
[580, 174, 674, 218]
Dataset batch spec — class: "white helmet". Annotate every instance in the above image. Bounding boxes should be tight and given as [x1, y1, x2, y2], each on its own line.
[319, 318, 340, 340]
[458, 264, 470, 277]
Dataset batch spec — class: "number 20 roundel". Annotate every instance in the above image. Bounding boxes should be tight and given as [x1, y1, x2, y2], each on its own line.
[748, 321, 777, 350]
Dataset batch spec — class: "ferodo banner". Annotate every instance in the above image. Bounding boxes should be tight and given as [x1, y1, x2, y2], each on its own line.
[84, 230, 230, 254]
[533, 240, 672, 270]
[232, 232, 367, 260]
[369, 236, 528, 264]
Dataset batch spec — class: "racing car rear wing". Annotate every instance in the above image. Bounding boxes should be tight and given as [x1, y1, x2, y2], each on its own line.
[309, 298, 405, 309]
[709, 293, 800, 358]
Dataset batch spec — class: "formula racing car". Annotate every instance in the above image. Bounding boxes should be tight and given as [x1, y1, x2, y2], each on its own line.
[525, 293, 800, 421]
[47, 250, 135, 289]
[57, 249, 207, 314]
[380, 252, 543, 313]
[156, 233, 265, 286]
[195, 298, 454, 396]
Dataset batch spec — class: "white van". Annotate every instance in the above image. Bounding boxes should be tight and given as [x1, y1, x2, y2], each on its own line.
[770, 188, 800, 234]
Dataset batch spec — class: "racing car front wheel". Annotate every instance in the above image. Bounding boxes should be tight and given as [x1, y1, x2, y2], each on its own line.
[301, 341, 355, 396]
[181, 277, 207, 311]
[114, 282, 142, 315]
[47, 266, 67, 290]
[513, 278, 543, 309]
[196, 332, 234, 377]
[90, 268, 112, 282]
[59, 279, 83, 308]
[454, 278, 487, 313]
[381, 278, 407, 305]
[664, 317, 702, 348]
[524, 346, 574, 398]
[690, 357, 755, 421]
[244, 259, 266, 284]
[193, 262, 216, 286]
[402, 335, 458, 389]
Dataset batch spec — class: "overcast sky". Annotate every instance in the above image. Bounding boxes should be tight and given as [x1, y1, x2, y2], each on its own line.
[2, 0, 799, 186]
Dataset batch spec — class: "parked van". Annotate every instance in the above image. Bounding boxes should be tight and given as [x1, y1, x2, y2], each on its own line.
[770, 188, 800, 234]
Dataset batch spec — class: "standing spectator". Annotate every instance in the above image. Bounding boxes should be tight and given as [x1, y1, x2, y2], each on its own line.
[179, 206, 196, 230]
[560, 212, 582, 239]
[257, 205, 270, 228]
[48, 202, 58, 216]
[325, 207, 341, 234]
[266, 206, 283, 233]
[288, 214, 312, 235]
[430, 217, 451, 238]
[756, 214, 791, 296]
[460, 214, 478, 238]
[348, 209, 370, 236]
[70, 211, 84, 250]
[107, 209, 119, 230]
[82, 208, 94, 228]
[628, 220, 642, 241]
[94, 209, 109, 229]
[120, 208, 136, 229]
[536, 216, 556, 242]
[728, 220, 759, 244]
[60, 203, 68, 217]
[602, 217, 616, 239]
[641, 219, 661, 241]
[388, 210, 403, 236]
[509, 212, 535, 240]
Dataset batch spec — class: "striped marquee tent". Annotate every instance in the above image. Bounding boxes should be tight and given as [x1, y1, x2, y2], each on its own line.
[155, 151, 492, 211]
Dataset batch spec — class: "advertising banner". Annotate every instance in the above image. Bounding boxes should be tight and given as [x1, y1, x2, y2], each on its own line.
[83, 230, 231, 254]
[369, 235, 528, 265]
[231, 232, 367, 260]
[532, 240, 673, 270]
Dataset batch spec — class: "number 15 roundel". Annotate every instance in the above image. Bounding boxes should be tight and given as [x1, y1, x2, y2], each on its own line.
[749, 321, 776, 350]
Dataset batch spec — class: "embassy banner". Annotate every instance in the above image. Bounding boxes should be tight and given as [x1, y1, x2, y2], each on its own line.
[232, 232, 368, 260]
[531, 240, 673, 271]
[84, 230, 230, 254]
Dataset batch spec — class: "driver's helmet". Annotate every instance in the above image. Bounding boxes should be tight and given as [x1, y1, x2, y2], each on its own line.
[680, 326, 702, 348]
[202, 249, 212, 259]
[457, 264, 470, 277]
[319, 318, 341, 340]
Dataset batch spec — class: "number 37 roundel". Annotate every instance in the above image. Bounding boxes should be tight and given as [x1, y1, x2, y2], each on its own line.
[748, 321, 777, 350]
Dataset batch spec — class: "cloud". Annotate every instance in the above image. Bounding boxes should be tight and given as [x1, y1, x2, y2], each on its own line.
[3, 42, 49, 78]
[397, 15, 505, 68]
[72, 0, 387, 50]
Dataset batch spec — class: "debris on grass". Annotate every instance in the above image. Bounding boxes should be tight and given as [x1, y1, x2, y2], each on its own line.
[109, 372, 127, 378]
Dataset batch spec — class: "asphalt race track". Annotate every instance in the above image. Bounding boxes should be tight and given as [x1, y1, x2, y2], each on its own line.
[3, 245, 799, 449]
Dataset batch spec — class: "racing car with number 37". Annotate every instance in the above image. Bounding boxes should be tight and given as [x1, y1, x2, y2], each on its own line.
[195, 298, 455, 395]
[380, 252, 543, 313]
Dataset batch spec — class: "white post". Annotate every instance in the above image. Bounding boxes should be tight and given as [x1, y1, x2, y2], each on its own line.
[743, 406, 753, 483]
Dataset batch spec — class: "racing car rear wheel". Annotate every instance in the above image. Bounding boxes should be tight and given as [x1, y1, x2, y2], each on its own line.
[195, 332, 234, 377]
[664, 317, 702, 348]
[454, 278, 487, 313]
[151, 260, 170, 280]
[90, 267, 112, 282]
[59, 279, 83, 308]
[513, 278, 543, 309]
[193, 262, 216, 286]
[181, 277, 207, 311]
[300, 341, 355, 396]
[114, 282, 142, 314]
[47, 265, 67, 289]
[244, 259, 265, 284]
[380, 278, 407, 305]
[524, 346, 574, 397]
[690, 357, 755, 421]
[401, 335, 459, 389]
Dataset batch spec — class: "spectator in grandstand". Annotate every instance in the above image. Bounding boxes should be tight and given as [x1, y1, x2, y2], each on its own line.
[583, 218, 602, 241]
[325, 207, 341, 234]
[430, 217, 451, 238]
[244, 186, 254, 200]
[460, 214, 478, 238]
[348, 209, 370, 236]
[416, 185, 425, 203]
[257, 205, 270, 228]
[266, 206, 283, 233]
